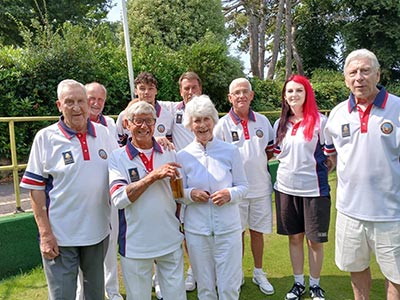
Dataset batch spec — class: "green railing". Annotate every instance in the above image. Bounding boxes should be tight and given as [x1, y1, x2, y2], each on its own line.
[0, 110, 330, 212]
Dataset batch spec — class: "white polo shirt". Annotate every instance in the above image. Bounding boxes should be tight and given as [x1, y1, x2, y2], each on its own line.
[96, 113, 118, 141]
[116, 101, 174, 143]
[20, 118, 118, 246]
[273, 113, 330, 197]
[214, 108, 274, 198]
[108, 139, 183, 259]
[324, 86, 400, 221]
[159, 101, 194, 151]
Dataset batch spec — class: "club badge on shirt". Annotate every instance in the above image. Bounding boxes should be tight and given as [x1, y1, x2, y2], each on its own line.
[341, 124, 350, 137]
[176, 113, 183, 124]
[255, 129, 264, 138]
[62, 151, 74, 165]
[128, 167, 140, 182]
[98, 149, 108, 160]
[157, 124, 166, 134]
[380, 121, 394, 135]
[231, 131, 239, 141]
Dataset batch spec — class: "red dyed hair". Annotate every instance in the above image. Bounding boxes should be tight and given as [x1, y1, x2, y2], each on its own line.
[275, 75, 320, 145]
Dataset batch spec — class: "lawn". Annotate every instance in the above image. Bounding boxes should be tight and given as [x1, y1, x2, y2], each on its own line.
[0, 173, 386, 300]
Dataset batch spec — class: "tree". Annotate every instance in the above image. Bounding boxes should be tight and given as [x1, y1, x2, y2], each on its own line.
[0, 0, 112, 46]
[339, 0, 400, 83]
[127, 0, 226, 51]
[223, 0, 276, 79]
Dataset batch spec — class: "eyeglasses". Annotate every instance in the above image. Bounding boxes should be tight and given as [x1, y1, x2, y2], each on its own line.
[231, 89, 251, 97]
[129, 118, 156, 126]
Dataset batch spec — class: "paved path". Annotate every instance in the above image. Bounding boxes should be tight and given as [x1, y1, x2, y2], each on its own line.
[0, 182, 31, 215]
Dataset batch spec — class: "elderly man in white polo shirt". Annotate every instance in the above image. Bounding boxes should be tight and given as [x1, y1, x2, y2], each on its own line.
[20, 79, 118, 300]
[214, 78, 275, 296]
[324, 49, 400, 300]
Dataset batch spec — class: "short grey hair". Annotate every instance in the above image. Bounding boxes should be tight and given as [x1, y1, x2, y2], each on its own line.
[344, 49, 380, 74]
[85, 82, 107, 98]
[125, 101, 156, 120]
[229, 78, 252, 93]
[57, 79, 86, 99]
[183, 95, 219, 129]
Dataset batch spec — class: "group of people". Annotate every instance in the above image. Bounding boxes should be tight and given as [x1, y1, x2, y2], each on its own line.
[20, 48, 400, 300]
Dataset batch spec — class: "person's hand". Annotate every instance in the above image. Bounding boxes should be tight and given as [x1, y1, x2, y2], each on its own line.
[210, 189, 231, 206]
[152, 162, 181, 180]
[190, 189, 210, 203]
[40, 233, 59, 260]
[156, 136, 175, 150]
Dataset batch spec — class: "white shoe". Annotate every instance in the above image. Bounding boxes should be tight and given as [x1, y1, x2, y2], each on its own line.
[109, 295, 124, 300]
[185, 267, 196, 291]
[252, 269, 274, 295]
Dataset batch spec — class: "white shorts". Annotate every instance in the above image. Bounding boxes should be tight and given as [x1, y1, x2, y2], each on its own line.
[335, 211, 400, 284]
[239, 195, 272, 234]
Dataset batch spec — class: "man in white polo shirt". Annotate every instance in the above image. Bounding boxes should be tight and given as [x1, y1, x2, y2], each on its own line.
[324, 49, 400, 300]
[20, 79, 118, 300]
[75, 82, 123, 300]
[214, 78, 275, 295]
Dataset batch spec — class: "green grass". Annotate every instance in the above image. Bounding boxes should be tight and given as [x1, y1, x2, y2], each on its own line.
[0, 173, 386, 299]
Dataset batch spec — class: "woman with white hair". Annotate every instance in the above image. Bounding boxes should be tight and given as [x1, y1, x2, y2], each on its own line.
[176, 95, 248, 300]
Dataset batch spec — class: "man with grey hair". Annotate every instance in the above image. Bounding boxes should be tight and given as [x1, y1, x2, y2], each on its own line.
[75, 81, 123, 300]
[20, 79, 118, 300]
[214, 78, 275, 295]
[109, 101, 186, 300]
[324, 49, 400, 300]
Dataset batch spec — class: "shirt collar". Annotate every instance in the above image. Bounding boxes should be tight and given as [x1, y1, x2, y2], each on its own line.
[57, 117, 96, 139]
[125, 137, 163, 160]
[228, 107, 256, 125]
[348, 85, 388, 112]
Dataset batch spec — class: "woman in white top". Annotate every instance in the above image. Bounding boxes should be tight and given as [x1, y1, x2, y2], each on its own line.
[176, 95, 248, 300]
[273, 75, 332, 300]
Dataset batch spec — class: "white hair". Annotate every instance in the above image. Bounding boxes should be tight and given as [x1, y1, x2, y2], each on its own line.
[57, 79, 86, 99]
[344, 49, 380, 74]
[183, 95, 219, 129]
[125, 101, 156, 120]
[229, 78, 252, 93]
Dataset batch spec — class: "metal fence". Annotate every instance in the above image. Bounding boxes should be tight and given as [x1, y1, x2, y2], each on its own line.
[0, 110, 329, 212]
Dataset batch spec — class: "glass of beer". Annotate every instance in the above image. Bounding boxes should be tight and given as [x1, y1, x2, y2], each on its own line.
[170, 176, 184, 199]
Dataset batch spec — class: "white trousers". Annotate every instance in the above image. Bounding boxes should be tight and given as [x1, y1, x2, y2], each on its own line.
[120, 247, 186, 300]
[185, 231, 242, 300]
[76, 203, 121, 299]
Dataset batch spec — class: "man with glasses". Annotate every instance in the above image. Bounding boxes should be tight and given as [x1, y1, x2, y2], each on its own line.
[214, 78, 275, 296]
[108, 101, 186, 300]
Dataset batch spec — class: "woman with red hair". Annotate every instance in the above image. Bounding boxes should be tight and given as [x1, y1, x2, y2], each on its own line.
[273, 75, 332, 300]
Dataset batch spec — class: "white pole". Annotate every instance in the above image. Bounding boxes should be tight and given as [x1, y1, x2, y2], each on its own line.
[121, 0, 135, 99]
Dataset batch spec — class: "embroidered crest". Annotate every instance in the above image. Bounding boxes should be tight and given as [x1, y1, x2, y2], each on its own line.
[255, 129, 264, 138]
[231, 131, 239, 142]
[98, 149, 107, 160]
[128, 167, 140, 182]
[380, 121, 394, 135]
[341, 124, 350, 138]
[62, 151, 74, 165]
[157, 124, 166, 133]
[176, 113, 183, 124]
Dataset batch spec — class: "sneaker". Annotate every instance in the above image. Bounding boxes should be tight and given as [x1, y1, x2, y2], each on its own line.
[285, 282, 306, 300]
[310, 285, 325, 300]
[252, 270, 274, 295]
[185, 268, 196, 292]
[152, 273, 163, 300]
[109, 295, 124, 300]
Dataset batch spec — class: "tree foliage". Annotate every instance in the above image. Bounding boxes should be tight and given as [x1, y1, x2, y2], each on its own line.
[0, 0, 112, 46]
[127, 0, 226, 51]
[339, 0, 400, 83]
